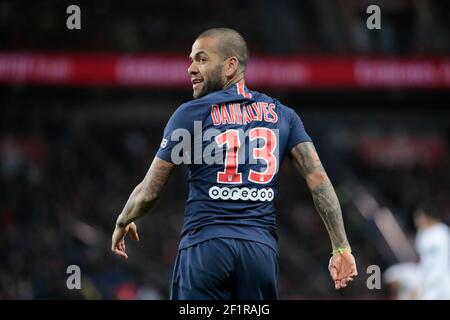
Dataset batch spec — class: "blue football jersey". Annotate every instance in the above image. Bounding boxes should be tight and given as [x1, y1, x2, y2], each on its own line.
[157, 81, 311, 251]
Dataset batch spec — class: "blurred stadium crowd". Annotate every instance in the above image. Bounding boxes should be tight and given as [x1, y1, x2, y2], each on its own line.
[0, 0, 449, 299]
[1, 0, 449, 55]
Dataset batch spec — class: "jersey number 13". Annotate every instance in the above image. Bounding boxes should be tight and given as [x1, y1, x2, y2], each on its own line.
[215, 128, 277, 185]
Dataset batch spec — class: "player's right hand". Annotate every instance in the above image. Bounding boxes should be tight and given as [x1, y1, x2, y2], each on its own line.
[111, 222, 139, 260]
[328, 251, 358, 289]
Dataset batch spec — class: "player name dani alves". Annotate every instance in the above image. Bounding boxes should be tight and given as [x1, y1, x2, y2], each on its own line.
[211, 102, 279, 126]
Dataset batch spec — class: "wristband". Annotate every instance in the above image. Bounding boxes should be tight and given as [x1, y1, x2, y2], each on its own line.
[332, 247, 352, 255]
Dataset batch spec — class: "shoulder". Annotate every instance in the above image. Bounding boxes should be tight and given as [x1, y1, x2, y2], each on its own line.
[251, 90, 291, 111]
[174, 95, 215, 114]
[165, 98, 211, 130]
[419, 224, 450, 245]
[164, 101, 197, 130]
[251, 90, 304, 126]
[434, 223, 450, 241]
[250, 90, 275, 104]
[173, 100, 196, 114]
[258, 91, 297, 112]
[170, 100, 201, 119]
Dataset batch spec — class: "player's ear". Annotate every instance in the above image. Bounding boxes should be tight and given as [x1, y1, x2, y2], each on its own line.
[224, 56, 239, 77]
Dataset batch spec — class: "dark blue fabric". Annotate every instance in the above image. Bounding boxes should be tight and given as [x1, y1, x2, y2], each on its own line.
[170, 238, 278, 300]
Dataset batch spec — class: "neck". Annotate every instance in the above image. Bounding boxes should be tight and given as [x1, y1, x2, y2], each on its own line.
[423, 219, 439, 229]
[223, 72, 245, 90]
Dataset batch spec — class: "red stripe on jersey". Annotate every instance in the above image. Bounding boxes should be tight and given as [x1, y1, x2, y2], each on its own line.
[236, 80, 252, 99]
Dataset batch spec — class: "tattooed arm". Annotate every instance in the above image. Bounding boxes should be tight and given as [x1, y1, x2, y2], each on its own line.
[290, 142, 357, 288]
[290, 142, 349, 251]
[112, 156, 175, 259]
[115, 156, 175, 227]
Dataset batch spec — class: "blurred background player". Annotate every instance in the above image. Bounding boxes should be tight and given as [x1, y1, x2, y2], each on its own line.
[413, 201, 450, 300]
[383, 262, 420, 300]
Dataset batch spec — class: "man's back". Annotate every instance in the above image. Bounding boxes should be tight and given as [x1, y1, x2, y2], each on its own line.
[156, 80, 311, 251]
[112, 28, 357, 299]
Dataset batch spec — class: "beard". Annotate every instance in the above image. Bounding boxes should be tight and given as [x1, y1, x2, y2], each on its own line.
[193, 63, 226, 99]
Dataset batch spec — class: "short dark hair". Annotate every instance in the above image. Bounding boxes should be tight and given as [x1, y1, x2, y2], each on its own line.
[197, 28, 249, 71]
[414, 200, 441, 220]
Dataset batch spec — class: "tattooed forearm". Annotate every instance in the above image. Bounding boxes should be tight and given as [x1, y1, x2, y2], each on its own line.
[291, 142, 325, 178]
[311, 180, 349, 250]
[116, 157, 175, 227]
[291, 142, 350, 250]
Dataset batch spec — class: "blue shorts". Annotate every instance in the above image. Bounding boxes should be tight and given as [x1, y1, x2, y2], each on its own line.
[170, 238, 279, 300]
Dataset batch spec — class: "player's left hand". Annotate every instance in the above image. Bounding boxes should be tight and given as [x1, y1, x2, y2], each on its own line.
[111, 222, 139, 259]
[328, 251, 357, 289]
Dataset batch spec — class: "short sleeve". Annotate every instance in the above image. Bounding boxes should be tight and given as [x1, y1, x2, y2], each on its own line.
[156, 104, 193, 164]
[287, 108, 312, 151]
